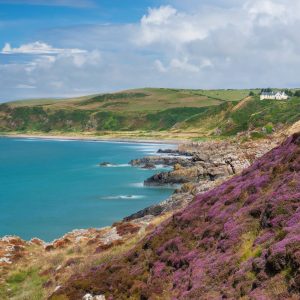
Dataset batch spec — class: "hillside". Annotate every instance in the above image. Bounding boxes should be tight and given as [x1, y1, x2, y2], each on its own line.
[1, 88, 299, 139]
[50, 133, 300, 299]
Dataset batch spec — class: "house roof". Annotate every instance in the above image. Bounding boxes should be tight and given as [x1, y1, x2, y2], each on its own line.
[260, 90, 287, 96]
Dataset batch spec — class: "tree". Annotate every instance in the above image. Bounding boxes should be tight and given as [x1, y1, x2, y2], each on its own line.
[284, 89, 294, 96]
[261, 88, 272, 93]
[294, 90, 300, 97]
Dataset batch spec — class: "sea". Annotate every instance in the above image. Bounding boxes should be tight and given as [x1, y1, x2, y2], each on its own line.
[0, 137, 175, 241]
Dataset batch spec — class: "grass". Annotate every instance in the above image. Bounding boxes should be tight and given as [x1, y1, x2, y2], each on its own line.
[0, 211, 173, 300]
[0, 268, 48, 300]
[1, 89, 300, 138]
[189, 89, 259, 102]
[239, 229, 261, 263]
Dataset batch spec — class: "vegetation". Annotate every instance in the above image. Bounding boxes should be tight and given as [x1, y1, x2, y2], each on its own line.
[0, 268, 48, 300]
[50, 133, 300, 299]
[0, 88, 299, 138]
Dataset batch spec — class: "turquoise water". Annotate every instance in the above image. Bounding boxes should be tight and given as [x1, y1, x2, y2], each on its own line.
[0, 138, 175, 241]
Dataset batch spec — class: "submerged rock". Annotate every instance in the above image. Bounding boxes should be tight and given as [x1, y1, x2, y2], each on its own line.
[99, 162, 113, 167]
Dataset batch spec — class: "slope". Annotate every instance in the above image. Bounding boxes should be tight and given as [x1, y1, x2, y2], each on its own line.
[0, 89, 299, 139]
[51, 133, 300, 299]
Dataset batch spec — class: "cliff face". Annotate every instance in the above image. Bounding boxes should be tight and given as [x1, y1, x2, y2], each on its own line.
[52, 133, 300, 300]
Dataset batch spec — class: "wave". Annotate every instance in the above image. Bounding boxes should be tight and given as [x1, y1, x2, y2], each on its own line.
[136, 165, 171, 171]
[123, 144, 176, 155]
[103, 163, 131, 168]
[100, 195, 145, 200]
[14, 138, 76, 142]
[130, 182, 144, 188]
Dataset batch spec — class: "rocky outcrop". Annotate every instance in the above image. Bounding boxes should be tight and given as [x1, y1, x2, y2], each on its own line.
[141, 162, 156, 169]
[125, 179, 223, 221]
[144, 138, 277, 186]
[0, 236, 27, 267]
[83, 294, 105, 300]
[157, 148, 193, 156]
[130, 156, 192, 168]
[126, 138, 279, 221]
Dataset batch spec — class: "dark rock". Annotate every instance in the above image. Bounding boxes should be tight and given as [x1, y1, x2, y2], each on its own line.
[99, 162, 113, 167]
[141, 163, 156, 169]
[157, 149, 193, 156]
[130, 156, 192, 168]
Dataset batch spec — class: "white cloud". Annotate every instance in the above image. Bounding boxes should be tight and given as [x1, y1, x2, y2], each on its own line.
[154, 60, 168, 73]
[246, 0, 286, 18]
[72, 50, 101, 67]
[155, 57, 213, 73]
[16, 84, 36, 89]
[141, 6, 177, 25]
[137, 6, 210, 46]
[1, 41, 87, 55]
[1, 0, 300, 102]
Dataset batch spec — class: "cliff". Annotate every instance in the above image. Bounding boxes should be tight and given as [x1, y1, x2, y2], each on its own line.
[51, 133, 300, 299]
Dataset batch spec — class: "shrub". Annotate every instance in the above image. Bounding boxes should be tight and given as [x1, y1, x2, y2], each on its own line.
[264, 123, 274, 134]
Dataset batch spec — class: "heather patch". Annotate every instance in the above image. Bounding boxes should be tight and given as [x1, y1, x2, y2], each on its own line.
[51, 133, 300, 299]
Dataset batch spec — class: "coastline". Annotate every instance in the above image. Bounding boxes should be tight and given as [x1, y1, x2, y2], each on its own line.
[0, 136, 180, 243]
[0, 132, 184, 145]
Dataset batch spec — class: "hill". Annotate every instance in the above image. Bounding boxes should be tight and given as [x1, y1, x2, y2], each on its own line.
[51, 133, 300, 299]
[0, 88, 299, 139]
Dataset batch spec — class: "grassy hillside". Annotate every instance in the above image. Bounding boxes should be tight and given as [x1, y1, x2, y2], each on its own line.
[0, 88, 299, 138]
[179, 95, 300, 136]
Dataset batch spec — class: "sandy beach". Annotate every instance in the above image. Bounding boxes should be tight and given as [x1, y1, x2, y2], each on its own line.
[0, 133, 184, 145]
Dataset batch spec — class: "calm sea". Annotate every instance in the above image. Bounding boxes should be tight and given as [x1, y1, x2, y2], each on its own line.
[0, 137, 175, 241]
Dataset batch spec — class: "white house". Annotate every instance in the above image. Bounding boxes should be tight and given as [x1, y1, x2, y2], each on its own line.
[260, 90, 289, 100]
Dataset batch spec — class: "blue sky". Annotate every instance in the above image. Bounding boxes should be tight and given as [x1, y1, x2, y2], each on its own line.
[0, 1, 162, 45]
[0, 0, 299, 101]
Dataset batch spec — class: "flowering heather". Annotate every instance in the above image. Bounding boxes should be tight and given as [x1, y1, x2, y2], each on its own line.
[52, 133, 300, 300]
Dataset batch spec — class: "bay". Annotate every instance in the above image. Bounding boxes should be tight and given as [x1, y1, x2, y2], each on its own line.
[0, 137, 175, 241]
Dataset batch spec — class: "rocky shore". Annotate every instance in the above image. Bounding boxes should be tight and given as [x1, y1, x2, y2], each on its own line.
[126, 137, 279, 221]
[0, 136, 281, 299]
[0, 138, 278, 264]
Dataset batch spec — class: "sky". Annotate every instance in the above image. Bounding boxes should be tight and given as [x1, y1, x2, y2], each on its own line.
[0, 0, 300, 101]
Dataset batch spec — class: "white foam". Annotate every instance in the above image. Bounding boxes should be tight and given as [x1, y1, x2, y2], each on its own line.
[14, 138, 77, 142]
[130, 182, 144, 188]
[155, 164, 172, 170]
[99, 163, 131, 168]
[107, 163, 130, 168]
[100, 195, 145, 200]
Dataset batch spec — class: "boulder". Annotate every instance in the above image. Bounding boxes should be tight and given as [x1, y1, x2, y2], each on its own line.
[141, 162, 156, 169]
[83, 294, 106, 300]
[99, 162, 112, 167]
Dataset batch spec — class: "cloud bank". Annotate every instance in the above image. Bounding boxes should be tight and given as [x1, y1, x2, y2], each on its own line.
[1, 0, 300, 101]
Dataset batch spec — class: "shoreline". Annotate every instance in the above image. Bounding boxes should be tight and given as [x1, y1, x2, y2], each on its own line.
[0, 135, 181, 242]
[0, 133, 184, 145]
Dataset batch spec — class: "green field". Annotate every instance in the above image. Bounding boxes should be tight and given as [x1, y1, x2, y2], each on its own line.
[0, 88, 299, 138]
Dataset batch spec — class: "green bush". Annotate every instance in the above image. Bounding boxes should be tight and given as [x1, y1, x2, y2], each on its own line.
[264, 123, 274, 134]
